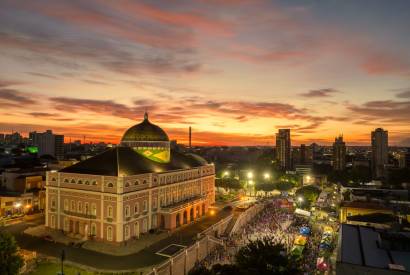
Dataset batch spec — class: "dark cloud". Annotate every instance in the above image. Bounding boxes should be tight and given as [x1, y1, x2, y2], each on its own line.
[396, 90, 410, 98]
[347, 100, 410, 123]
[299, 88, 340, 98]
[0, 89, 36, 105]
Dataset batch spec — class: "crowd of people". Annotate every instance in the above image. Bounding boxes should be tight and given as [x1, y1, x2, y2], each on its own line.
[194, 198, 332, 274]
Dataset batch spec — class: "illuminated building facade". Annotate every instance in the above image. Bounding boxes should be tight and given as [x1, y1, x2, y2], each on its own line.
[45, 113, 215, 243]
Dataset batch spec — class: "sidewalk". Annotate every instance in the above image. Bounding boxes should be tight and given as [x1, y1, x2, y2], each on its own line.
[25, 225, 81, 245]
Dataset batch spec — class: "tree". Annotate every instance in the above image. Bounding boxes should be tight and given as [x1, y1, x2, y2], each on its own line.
[0, 232, 23, 275]
[256, 183, 276, 197]
[295, 185, 321, 209]
[215, 178, 241, 193]
[235, 238, 301, 275]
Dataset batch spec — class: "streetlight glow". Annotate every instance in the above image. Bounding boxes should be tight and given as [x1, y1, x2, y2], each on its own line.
[264, 173, 270, 179]
[223, 171, 230, 177]
[14, 202, 22, 208]
[247, 171, 253, 179]
[297, 197, 304, 203]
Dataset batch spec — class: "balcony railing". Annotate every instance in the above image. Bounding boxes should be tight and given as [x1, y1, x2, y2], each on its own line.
[160, 195, 206, 213]
[63, 210, 96, 219]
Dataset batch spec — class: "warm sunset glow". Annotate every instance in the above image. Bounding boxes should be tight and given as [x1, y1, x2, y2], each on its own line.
[1, 1, 410, 146]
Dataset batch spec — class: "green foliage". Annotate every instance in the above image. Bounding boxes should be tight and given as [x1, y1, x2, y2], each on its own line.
[275, 181, 294, 191]
[189, 239, 300, 275]
[215, 178, 242, 192]
[295, 185, 321, 208]
[255, 183, 276, 194]
[0, 231, 23, 275]
[235, 238, 301, 275]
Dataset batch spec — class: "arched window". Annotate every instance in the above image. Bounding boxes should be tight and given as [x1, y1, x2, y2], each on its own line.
[143, 180, 147, 185]
[64, 179, 69, 183]
[85, 181, 90, 185]
[134, 203, 139, 215]
[78, 180, 83, 184]
[125, 182, 130, 188]
[134, 180, 139, 186]
[143, 200, 148, 212]
[71, 179, 76, 183]
[125, 205, 130, 217]
[107, 206, 113, 218]
[125, 225, 130, 240]
[84, 202, 89, 214]
[91, 223, 96, 236]
[91, 203, 97, 216]
[51, 177, 57, 181]
[107, 182, 113, 188]
[77, 201, 82, 212]
[92, 181, 97, 185]
[107, 226, 113, 241]
[71, 200, 75, 211]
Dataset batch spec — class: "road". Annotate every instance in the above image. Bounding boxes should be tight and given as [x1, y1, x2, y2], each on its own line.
[1, 209, 232, 271]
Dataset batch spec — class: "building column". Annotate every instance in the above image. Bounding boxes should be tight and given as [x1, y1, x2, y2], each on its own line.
[100, 176, 104, 240]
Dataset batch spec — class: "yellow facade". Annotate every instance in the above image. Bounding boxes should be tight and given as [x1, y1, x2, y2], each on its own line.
[339, 204, 393, 223]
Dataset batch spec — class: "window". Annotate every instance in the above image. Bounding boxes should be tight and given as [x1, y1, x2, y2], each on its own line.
[142, 219, 147, 233]
[64, 199, 69, 211]
[107, 226, 113, 241]
[134, 180, 139, 186]
[143, 200, 147, 212]
[91, 203, 97, 216]
[134, 203, 139, 214]
[108, 206, 113, 218]
[64, 218, 69, 231]
[51, 198, 56, 208]
[64, 179, 69, 183]
[71, 200, 75, 211]
[78, 180, 83, 184]
[50, 215, 55, 228]
[85, 180, 90, 185]
[143, 180, 147, 185]
[125, 225, 130, 240]
[91, 223, 96, 236]
[78, 201, 82, 212]
[84, 202, 89, 214]
[51, 177, 57, 181]
[125, 205, 130, 217]
[71, 179, 76, 183]
[92, 181, 97, 185]
[134, 222, 139, 238]
[153, 199, 157, 209]
[107, 182, 114, 188]
[125, 182, 130, 188]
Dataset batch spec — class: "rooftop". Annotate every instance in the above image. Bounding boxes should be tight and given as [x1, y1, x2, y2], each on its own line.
[338, 224, 410, 272]
[59, 147, 209, 176]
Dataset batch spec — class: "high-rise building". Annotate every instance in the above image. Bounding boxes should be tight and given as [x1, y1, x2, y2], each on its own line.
[276, 129, 291, 170]
[29, 130, 65, 160]
[332, 135, 346, 171]
[371, 128, 388, 178]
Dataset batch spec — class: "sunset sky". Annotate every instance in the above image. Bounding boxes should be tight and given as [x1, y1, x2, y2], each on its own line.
[1, 0, 410, 146]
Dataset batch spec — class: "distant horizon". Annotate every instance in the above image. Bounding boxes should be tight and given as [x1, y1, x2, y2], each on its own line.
[1, 1, 410, 147]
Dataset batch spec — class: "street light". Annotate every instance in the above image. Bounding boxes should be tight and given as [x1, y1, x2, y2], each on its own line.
[297, 196, 304, 203]
[223, 171, 230, 177]
[247, 171, 253, 179]
[263, 173, 271, 180]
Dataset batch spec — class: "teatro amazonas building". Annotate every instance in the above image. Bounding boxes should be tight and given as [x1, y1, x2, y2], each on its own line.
[45, 113, 215, 243]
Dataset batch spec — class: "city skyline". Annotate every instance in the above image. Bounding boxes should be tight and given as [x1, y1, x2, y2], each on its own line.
[1, 1, 410, 146]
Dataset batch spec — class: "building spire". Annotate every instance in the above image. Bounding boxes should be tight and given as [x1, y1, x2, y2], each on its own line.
[144, 111, 148, 120]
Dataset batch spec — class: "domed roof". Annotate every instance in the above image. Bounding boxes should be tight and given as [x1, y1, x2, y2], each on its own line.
[122, 113, 169, 142]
